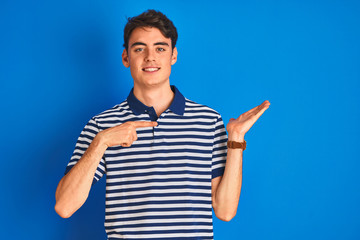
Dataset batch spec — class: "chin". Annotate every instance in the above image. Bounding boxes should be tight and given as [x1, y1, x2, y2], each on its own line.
[138, 79, 169, 88]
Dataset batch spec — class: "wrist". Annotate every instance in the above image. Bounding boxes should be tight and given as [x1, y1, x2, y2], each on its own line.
[94, 131, 109, 151]
[228, 134, 245, 142]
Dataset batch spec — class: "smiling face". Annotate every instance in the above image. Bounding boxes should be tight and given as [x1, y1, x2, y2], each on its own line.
[122, 27, 178, 89]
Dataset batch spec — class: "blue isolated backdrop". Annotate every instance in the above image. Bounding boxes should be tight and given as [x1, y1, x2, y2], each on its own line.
[1, 0, 359, 239]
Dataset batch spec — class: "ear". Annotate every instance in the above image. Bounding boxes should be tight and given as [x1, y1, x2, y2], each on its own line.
[171, 47, 178, 65]
[122, 49, 130, 68]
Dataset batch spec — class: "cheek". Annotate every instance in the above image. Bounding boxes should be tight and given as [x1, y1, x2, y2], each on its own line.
[129, 58, 141, 70]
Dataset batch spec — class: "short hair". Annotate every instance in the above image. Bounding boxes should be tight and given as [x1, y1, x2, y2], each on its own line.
[123, 9, 178, 51]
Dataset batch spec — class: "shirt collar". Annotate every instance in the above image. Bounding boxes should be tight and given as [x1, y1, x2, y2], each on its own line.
[127, 85, 185, 116]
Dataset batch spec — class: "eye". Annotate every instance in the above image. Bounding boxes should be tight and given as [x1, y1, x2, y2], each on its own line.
[157, 47, 165, 52]
[134, 48, 143, 52]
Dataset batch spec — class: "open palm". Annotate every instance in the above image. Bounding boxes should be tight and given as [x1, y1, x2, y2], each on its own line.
[226, 100, 270, 139]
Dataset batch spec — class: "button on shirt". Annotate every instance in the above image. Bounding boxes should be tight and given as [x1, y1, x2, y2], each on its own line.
[65, 85, 228, 240]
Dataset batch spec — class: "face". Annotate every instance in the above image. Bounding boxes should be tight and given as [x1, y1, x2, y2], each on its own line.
[122, 27, 178, 89]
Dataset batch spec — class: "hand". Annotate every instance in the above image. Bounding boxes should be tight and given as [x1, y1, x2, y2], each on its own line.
[227, 100, 270, 141]
[99, 121, 158, 148]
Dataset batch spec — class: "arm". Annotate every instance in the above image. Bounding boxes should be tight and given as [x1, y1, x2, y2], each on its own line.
[212, 100, 270, 221]
[54, 121, 157, 218]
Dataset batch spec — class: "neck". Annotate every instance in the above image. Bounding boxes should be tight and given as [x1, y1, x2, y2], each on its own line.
[133, 83, 174, 117]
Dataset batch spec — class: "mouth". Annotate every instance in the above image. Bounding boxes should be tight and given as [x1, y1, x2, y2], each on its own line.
[142, 67, 160, 72]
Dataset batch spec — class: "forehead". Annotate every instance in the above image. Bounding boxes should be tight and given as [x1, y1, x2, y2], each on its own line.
[129, 27, 171, 46]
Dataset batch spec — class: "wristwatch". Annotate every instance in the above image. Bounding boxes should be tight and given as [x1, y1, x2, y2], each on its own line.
[227, 140, 246, 150]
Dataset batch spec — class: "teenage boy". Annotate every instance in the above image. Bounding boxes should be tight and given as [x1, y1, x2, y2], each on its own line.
[55, 9, 270, 240]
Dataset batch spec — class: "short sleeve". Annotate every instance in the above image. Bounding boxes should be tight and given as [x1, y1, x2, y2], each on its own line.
[211, 115, 228, 179]
[64, 117, 106, 185]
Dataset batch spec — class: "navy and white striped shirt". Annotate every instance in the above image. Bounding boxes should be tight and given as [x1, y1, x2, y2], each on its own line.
[65, 86, 228, 240]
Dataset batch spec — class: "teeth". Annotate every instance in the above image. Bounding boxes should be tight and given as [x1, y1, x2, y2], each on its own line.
[144, 68, 159, 72]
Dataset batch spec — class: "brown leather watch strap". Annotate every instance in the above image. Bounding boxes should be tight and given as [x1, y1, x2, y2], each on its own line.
[227, 140, 246, 150]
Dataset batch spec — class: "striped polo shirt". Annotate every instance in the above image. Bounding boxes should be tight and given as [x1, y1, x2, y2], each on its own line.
[65, 85, 228, 240]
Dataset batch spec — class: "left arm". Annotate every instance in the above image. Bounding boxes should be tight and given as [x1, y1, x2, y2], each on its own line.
[212, 100, 270, 221]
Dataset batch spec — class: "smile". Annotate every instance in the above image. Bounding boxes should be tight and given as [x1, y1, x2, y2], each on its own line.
[142, 67, 160, 72]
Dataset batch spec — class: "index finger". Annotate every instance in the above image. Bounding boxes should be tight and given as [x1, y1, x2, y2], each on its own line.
[132, 121, 158, 128]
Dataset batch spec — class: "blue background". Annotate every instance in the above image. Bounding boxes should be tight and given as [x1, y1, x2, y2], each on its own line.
[1, 0, 359, 239]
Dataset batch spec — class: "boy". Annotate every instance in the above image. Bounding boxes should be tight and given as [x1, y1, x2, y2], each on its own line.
[55, 9, 270, 239]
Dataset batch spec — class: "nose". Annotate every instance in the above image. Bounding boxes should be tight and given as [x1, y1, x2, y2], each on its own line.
[144, 49, 155, 62]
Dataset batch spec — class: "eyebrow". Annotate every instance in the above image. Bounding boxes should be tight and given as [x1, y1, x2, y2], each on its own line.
[130, 41, 170, 48]
[154, 42, 169, 46]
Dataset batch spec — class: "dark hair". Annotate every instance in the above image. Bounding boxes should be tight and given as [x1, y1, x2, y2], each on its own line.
[123, 10, 178, 51]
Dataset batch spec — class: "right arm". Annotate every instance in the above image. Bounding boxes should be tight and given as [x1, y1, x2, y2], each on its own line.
[54, 121, 157, 218]
[54, 134, 107, 218]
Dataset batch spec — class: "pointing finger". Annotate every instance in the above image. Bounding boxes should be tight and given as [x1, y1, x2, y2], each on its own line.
[132, 121, 158, 128]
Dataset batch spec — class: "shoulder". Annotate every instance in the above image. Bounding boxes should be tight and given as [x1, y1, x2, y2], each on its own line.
[184, 98, 222, 120]
[89, 99, 133, 129]
[92, 100, 128, 118]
